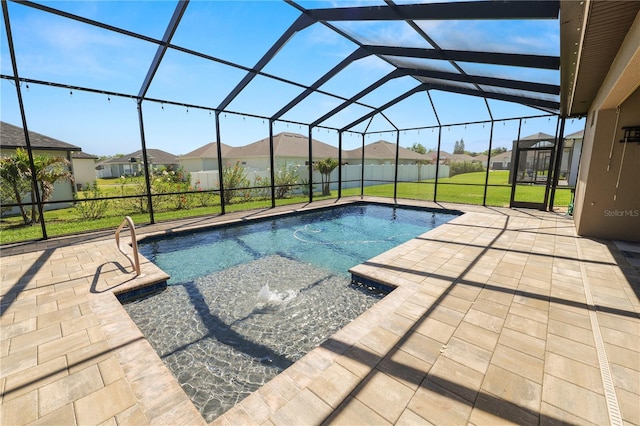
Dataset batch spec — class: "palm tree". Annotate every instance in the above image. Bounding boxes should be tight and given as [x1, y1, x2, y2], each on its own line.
[31, 153, 74, 223]
[314, 158, 339, 196]
[0, 148, 73, 224]
[0, 148, 31, 223]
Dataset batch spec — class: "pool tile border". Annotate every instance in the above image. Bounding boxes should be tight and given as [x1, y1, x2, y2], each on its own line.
[2, 197, 639, 425]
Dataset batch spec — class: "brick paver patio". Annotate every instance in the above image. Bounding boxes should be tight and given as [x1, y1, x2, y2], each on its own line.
[1, 198, 638, 425]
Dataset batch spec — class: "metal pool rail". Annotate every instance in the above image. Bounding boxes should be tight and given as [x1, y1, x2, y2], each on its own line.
[115, 216, 141, 276]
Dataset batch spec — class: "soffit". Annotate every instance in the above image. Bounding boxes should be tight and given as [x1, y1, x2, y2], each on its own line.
[561, 0, 640, 117]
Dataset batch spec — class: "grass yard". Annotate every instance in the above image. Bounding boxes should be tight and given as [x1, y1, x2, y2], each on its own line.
[342, 171, 572, 207]
[1, 171, 572, 244]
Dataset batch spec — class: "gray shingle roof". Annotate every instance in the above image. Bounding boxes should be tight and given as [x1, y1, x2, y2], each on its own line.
[1, 121, 81, 151]
[564, 130, 584, 139]
[100, 149, 179, 165]
[71, 151, 98, 160]
[491, 151, 513, 161]
[181, 142, 234, 159]
[518, 132, 555, 141]
[228, 132, 337, 159]
[343, 140, 430, 161]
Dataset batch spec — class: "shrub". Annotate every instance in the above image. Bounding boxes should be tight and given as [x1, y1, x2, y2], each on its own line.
[449, 161, 484, 177]
[250, 175, 271, 200]
[192, 180, 217, 207]
[74, 181, 110, 220]
[222, 162, 250, 204]
[274, 164, 300, 199]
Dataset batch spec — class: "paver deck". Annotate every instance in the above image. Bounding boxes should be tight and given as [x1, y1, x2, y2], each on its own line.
[1, 198, 639, 425]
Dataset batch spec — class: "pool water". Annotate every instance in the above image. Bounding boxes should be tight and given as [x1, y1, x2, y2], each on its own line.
[138, 204, 459, 283]
[124, 204, 458, 421]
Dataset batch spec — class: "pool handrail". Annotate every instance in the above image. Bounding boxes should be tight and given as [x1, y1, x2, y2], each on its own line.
[115, 216, 141, 276]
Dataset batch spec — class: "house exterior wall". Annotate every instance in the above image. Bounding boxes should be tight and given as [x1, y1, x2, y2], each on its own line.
[573, 12, 640, 241]
[71, 158, 97, 189]
[574, 87, 640, 241]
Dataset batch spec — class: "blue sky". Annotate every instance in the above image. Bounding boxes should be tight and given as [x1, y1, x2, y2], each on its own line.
[1, 0, 585, 157]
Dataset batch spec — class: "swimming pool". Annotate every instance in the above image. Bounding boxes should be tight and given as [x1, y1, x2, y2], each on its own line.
[125, 204, 459, 421]
[138, 204, 459, 284]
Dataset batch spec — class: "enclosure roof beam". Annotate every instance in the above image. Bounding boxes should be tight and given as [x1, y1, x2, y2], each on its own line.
[341, 84, 428, 132]
[138, 0, 189, 99]
[216, 14, 316, 112]
[340, 79, 558, 132]
[428, 82, 560, 110]
[311, 65, 557, 127]
[410, 69, 559, 94]
[271, 47, 369, 121]
[366, 45, 560, 70]
[310, 69, 407, 128]
[307, 1, 559, 22]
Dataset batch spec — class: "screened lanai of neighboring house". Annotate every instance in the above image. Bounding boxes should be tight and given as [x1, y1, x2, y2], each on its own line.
[1, 0, 638, 242]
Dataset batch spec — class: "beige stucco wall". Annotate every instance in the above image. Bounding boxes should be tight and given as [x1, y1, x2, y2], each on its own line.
[71, 158, 97, 189]
[573, 9, 640, 242]
[573, 87, 640, 241]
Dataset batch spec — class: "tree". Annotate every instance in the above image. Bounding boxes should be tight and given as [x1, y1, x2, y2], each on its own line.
[0, 149, 31, 223]
[409, 142, 430, 180]
[486, 147, 507, 156]
[222, 161, 250, 204]
[453, 138, 465, 154]
[313, 158, 339, 196]
[0, 148, 73, 224]
[410, 142, 426, 155]
[30, 153, 73, 223]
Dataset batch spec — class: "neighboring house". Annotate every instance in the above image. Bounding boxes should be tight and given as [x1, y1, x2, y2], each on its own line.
[449, 153, 476, 163]
[228, 132, 338, 169]
[180, 142, 234, 173]
[489, 151, 513, 170]
[343, 140, 430, 165]
[96, 149, 179, 178]
[181, 132, 339, 173]
[71, 151, 99, 189]
[423, 151, 453, 164]
[0, 121, 94, 209]
[473, 154, 489, 168]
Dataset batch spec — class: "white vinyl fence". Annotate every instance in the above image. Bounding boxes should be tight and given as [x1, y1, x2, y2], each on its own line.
[191, 164, 450, 191]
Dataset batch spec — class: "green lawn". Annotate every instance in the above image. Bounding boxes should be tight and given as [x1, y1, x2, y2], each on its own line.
[343, 171, 571, 207]
[1, 171, 572, 244]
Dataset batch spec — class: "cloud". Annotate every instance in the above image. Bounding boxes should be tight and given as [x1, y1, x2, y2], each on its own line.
[12, 14, 151, 86]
